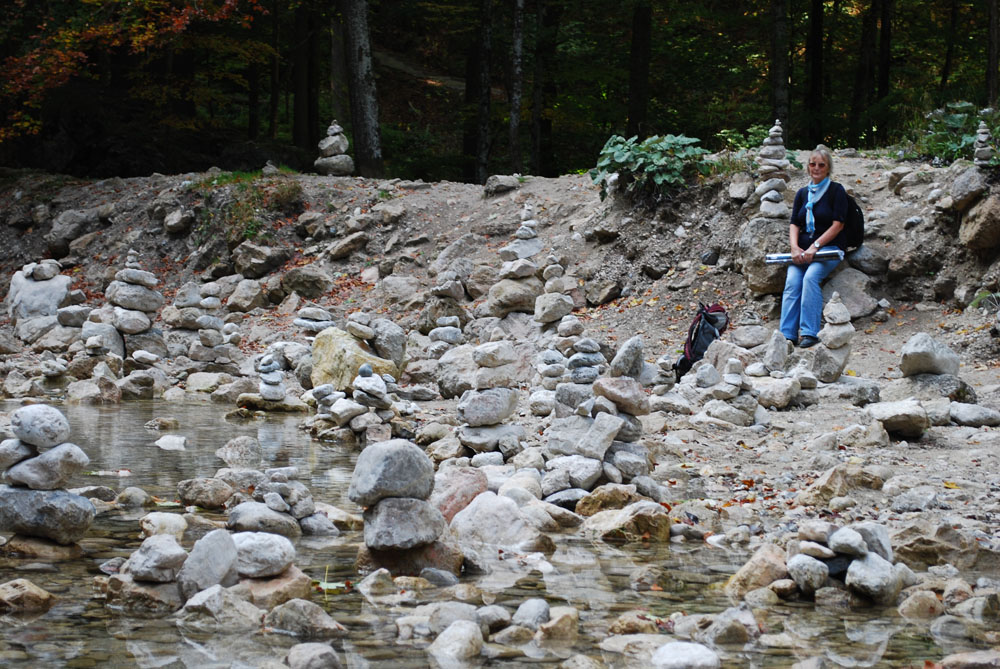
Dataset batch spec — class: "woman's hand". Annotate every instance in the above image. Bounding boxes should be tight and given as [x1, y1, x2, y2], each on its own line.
[791, 245, 806, 265]
[802, 245, 817, 263]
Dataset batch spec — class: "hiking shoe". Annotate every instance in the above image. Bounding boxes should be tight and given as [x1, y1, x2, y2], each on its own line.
[798, 335, 819, 349]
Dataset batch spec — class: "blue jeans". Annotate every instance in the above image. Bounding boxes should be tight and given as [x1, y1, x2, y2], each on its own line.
[779, 249, 841, 340]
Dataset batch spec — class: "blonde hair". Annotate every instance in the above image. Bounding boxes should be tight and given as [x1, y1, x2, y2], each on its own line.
[811, 145, 834, 176]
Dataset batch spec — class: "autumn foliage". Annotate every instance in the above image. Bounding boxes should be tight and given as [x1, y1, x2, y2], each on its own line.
[0, 0, 264, 142]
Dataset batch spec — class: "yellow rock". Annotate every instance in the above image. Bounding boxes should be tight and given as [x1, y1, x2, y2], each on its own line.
[311, 328, 399, 390]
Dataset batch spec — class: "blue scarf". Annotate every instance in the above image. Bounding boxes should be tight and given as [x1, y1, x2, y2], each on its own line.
[805, 177, 830, 235]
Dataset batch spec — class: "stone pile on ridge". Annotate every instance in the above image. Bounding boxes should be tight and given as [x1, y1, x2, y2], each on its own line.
[294, 305, 336, 334]
[257, 353, 287, 401]
[162, 280, 243, 373]
[974, 120, 996, 167]
[757, 119, 791, 180]
[428, 316, 464, 359]
[0, 404, 95, 556]
[481, 213, 546, 319]
[533, 254, 574, 325]
[314, 120, 355, 176]
[349, 439, 459, 576]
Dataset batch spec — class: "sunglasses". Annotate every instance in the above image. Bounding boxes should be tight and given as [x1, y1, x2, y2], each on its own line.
[809, 162, 827, 167]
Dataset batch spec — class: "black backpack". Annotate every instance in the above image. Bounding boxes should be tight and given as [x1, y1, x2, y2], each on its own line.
[843, 194, 865, 250]
[674, 302, 729, 381]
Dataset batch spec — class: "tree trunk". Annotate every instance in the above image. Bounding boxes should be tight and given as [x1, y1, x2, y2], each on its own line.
[508, 0, 524, 174]
[877, 0, 893, 101]
[292, 4, 309, 149]
[268, 0, 279, 139]
[462, 39, 480, 183]
[848, 0, 879, 144]
[330, 11, 350, 132]
[939, 0, 959, 92]
[770, 0, 790, 128]
[307, 5, 320, 148]
[474, 0, 493, 184]
[823, 0, 840, 97]
[531, 0, 561, 177]
[626, 0, 652, 140]
[248, 61, 261, 140]
[990, 0, 999, 106]
[804, 0, 824, 144]
[341, 0, 383, 177]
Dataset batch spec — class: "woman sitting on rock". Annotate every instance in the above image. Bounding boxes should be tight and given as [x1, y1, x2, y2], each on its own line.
[780, 145, 847, 348]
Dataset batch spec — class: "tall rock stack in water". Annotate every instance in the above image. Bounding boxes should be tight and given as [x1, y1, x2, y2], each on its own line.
[314, 121, 355, 176]
[349, 439, 459, 576]
[0, 405, 95, 557]
[104, 249, 166, 360]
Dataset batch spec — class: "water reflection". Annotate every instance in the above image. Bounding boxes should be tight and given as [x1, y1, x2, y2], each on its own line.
[0, 400, 994, 666]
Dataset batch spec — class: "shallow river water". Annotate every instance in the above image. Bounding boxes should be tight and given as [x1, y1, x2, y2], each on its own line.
[0, 400, 991, 667]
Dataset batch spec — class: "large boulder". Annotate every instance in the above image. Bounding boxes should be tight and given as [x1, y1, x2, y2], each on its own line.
[281, 264, 333, 299]
[232, 242, 292, 279]
[363, 498, 446, 550]
[899, 333, 960, 377]
[738, 217, 787, 295]
[450, 492, 554, 554]
[580, 501, 672, 543]
[310, 328, 399, 391]
[6, 270, 73, 324]
[0, 486, 95, 544]
[960, 193, 1000, 250]
[176, 528, 239, 600]
[485, 278, 545, 317]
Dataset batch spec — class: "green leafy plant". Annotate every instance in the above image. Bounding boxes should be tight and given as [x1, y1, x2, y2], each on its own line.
[589, 134, 710, 201]
[715, 124, 768, 152]
[969, 290, 1000, 312]
[911, 102, 1000, 165]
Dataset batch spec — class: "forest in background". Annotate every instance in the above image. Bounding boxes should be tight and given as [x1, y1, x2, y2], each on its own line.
[1, 0, 999, 181]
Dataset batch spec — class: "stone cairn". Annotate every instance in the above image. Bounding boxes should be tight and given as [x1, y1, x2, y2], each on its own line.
[756, 120, 791, 219]
[306, 363, 398, 445]
[348, 438, 452, 575]
[538, 335, 657, 509]
[6, 259, 78, 348]
[103, 249, 166, 360]
[528, 314, 588, 416]
[258, 353, 287, 401]
[974, 120, 996, 167]
[533, 254, 575, 327]
[0, 404, 95, 556]
[812, 292, 855, 383]
[163, 280, 243, 373]
[294, 305, 336, 334]
[314, 120, 355, 176]
[456, 340, 524, 461]
[729, 520, 906, 608]
[428, 316, 464, 359]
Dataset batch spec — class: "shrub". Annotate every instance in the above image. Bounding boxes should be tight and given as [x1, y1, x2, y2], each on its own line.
[910, 101, 1000, 165]
[267, 180, 304, 214]
[589, 134, 710, 202]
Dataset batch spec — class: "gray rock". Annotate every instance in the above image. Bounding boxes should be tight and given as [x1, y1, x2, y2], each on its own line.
[546, 455, 603, 490]
[0, 486, 95, 544]
[176, 584, 263, 633]
[6, 271, 72, 324]
[845, 552, 901, 605]
[10, 405, 71, 449]
[348, 439, 434, 507]
[762, 330, 789, 371]
[512, 598, 550, 630]
[363, 497, 446, 550]
[828, 527, 868, 556]
[315, 154, 355, 176]
[286, 643, 342, 669]
[127, 534, 188, 583]
[232, 242, 292, 279]
[534, 293, 574, 323]
[457, 388, 519, 427]
[609, 336, 644, 379]
[264, 598, 346, 639]
[450, 491, 553, 553]
[232, 531, 296, 578]
[5, 443, 89, 490]
[851, 522, 893, 562]
[0, 439, 35, 470]
[822, 269, 877, 320]
[812, 343, 852, 384]
[867, 399, 930, 438]
[651, 641, 720, 668]
[105, 280, 165, 312]
[950, 402, 1000, 427]
[227, 502, 302, 539]
[177, 528, 239, 601]
[473, 341, 516, 368]
[900, 333, 960, 377]
[428, 619, 483, 660]
[214, 436, 263, 469]
[177, 478, 233, 509]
